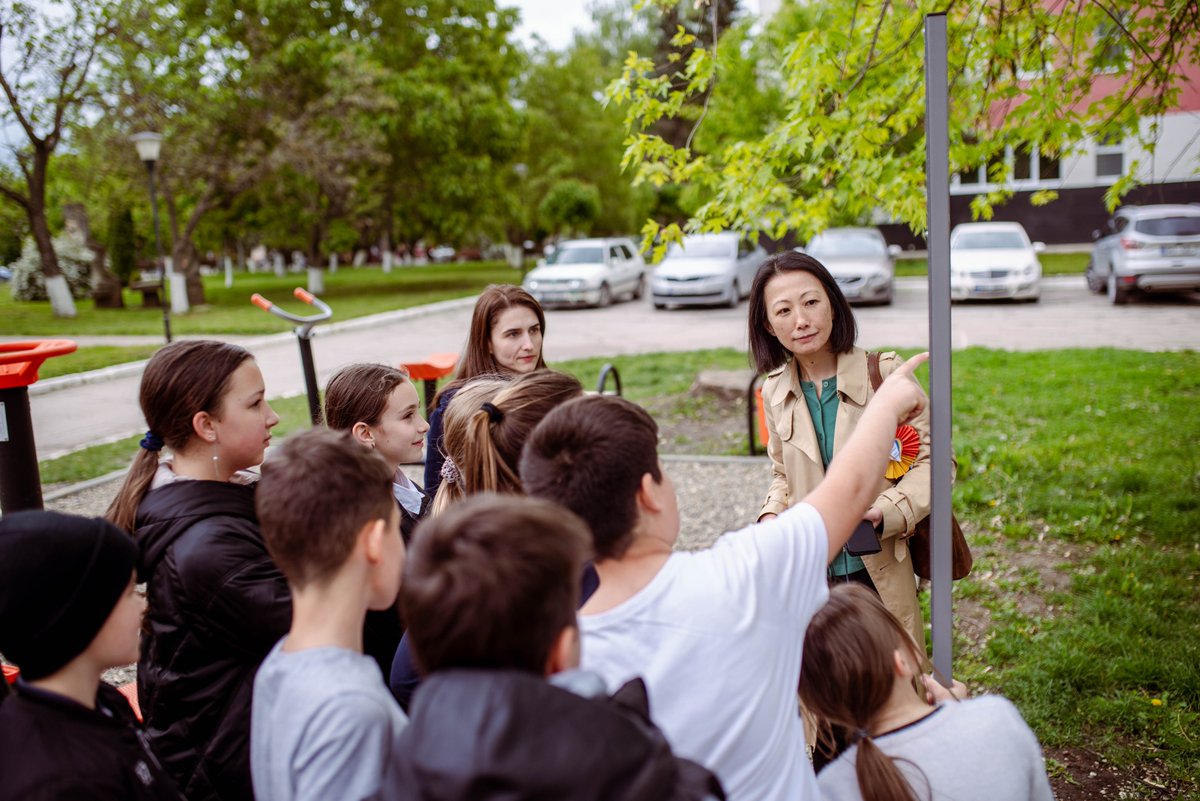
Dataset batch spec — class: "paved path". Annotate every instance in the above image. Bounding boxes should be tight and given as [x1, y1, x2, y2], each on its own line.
[26, 276, 1200, 460]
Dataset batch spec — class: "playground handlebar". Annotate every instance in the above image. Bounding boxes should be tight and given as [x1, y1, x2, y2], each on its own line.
[250, 288, 332, 326]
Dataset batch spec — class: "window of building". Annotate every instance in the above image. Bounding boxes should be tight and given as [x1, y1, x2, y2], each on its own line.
[1095, 138, 1124, 178]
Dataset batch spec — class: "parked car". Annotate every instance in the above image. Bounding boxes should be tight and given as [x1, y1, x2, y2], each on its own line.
[801, 227, 898, 305]
[522, 237, 645, 308]
[949, 222, 1043, 302]
[429, 245, 456, 263]
[1086, 205, 1200, 304]
[650, 232, 767, 309]
[0, 266, 11, 282]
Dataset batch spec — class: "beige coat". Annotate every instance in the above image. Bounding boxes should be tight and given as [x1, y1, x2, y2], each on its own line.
[758, 347, 935, 650]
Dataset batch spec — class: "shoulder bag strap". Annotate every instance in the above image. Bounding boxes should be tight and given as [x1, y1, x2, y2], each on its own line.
[866, 351, 883, 393]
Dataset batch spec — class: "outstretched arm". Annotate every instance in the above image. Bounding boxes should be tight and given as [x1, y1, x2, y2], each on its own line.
[803, 353, 929, 562]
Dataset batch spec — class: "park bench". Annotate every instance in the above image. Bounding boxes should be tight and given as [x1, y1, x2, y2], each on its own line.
[129, 280, 162, 308]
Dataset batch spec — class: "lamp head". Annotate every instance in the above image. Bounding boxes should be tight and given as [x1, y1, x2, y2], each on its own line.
[130, 131, 163, 164]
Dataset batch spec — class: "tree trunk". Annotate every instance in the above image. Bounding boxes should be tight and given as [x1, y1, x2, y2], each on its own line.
[27, 154, 76, 317]
[64, 203, 123, 309]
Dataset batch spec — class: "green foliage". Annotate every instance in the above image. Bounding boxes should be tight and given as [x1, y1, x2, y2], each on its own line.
[106, 204, 137, 284]
[0, 195, 27, 264]
[8, 236, 92, 302]
[610, 0, 1200, 246]
[538, 179, 602, 237]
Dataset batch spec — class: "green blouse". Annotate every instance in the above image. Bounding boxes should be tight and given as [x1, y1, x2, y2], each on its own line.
[800, 376, 864, 577]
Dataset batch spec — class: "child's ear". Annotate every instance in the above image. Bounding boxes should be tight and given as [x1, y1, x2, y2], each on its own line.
[360, 518, 387, 564]
[892, 647, 917, 680]
[636, 472, 664, 514]
[351, 421, 375, 448]
[192, 410, 216, 443]
[544, 624, 581, 677]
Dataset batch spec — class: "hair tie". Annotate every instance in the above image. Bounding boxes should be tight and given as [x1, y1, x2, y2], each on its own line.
[440, 458, 460, 485]
[851, 727, 871, 745]
[480, 402, 504, 423]
[139, 430, 164, 452]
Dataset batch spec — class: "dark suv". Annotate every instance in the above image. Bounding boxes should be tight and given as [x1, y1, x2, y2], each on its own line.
[1087, 205, 1200, 304]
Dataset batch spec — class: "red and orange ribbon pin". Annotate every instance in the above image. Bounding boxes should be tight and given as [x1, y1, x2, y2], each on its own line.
[885, 424, 920, 480]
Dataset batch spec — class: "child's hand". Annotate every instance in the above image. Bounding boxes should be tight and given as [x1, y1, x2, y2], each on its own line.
[922, 673, 968, 703]
[874, 352, 929, 426]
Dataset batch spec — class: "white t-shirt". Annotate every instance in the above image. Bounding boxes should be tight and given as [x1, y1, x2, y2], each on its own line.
[580, 502, 829, 801]
[817, 696, 1054, 801]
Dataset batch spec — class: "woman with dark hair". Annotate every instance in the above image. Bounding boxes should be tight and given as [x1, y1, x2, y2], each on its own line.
[423, 285, 547, 500]
[801, 584, 1053, 801]
[748, 251, 933, 651]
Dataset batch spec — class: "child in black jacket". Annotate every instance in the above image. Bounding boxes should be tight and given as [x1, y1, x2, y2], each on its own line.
[0, 511, 181, 801]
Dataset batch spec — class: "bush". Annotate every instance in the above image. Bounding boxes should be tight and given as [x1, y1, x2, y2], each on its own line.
[539, 179, 601, 237]
[7, 235, 92, 302]
[107, 204, 137, 285]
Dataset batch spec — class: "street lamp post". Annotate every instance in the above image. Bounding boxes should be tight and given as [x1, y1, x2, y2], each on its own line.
[131, 131, 171, 343]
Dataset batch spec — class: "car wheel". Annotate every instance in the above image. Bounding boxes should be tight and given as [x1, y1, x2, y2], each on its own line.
[632, 274, 645, 300]
[725, 280, 740, 308]
[597, 283, 613, 308]
[653, 301, 666, 310]
[1085, 261, 1104, 294]
[1107, 272, 1131, 305]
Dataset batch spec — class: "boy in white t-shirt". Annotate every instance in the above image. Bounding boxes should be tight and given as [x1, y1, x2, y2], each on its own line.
[251, 429, 409, 801]
[520, 354, 929, 801]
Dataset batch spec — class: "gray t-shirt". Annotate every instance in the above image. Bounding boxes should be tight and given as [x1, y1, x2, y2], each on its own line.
[251, 640, 409, 801]
[817, 696, 1054, 801]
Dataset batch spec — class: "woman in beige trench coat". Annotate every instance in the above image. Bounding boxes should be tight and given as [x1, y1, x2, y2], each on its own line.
[749, 250, 935, 652]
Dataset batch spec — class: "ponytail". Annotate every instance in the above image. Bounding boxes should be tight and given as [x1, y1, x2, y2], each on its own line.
[104, 340, 252, 534]
[854, 735, 924, 801]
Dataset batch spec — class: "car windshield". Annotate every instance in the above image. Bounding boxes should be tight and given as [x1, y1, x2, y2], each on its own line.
[953, 231, 1026, 250]
[547, 246, 604, 265]
[665, 239, 733, 259]
[1134, 216, 1200, 237]
[807, 233, 885, 258]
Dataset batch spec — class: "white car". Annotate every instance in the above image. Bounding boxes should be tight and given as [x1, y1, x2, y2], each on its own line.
[803, 227, 898, 305]
[950, 222, 1043, 302]
[523, 238, 646, 308]
[651, 232, 767, 309]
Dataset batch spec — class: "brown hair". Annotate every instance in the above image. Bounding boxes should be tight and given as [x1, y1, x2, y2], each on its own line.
[520, 395, 661, 560]
[323, 363, 411, 431]
[428, 376, 512, 514]
[432, 370, 582, 515]
[434, 285, 547, 407]
[402, 494, 590, 675]
[256, 428, 396, 588]
[106, 340, 253, 533]
[799, 584, 929, 801]
[747, 251, 858, 374]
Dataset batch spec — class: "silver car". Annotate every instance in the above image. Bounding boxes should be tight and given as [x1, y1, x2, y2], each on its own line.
[1086, 205, 1200, 304]
[950, 222, 1043, 302]
[523, 237, 646, 308]
[802, 227, 898, 305]
[651, 232, 766, 309]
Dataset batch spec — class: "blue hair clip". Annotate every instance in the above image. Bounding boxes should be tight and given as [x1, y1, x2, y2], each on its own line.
[140, 430, 164, 452]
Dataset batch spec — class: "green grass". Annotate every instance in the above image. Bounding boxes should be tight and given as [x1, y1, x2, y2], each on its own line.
[894, 251, 1088, 277]
[3, 261, 520, 337]
[36, 345, 162, 379]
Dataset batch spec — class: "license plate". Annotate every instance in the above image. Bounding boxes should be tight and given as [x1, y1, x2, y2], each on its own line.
[1162, 245, 1198, 257]
[973, 284, 1006, 293]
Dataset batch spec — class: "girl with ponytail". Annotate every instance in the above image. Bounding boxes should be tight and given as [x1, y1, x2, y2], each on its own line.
[799, 584, 1053, 801]
[106, 340, 290, 801]
[430, 369, 583, 515]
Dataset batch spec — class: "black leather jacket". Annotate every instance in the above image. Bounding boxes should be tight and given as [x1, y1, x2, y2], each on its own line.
[393, 670, 725, 801]
[135, 480, 291, 801]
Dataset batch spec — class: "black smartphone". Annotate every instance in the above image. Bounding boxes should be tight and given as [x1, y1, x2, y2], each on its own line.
[846, 519, 882, 557]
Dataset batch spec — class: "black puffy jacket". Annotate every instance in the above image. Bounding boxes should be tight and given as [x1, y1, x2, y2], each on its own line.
[135, 480, 292, 801]
[0, 681, 182, 801]
[393, 670, 725, 801]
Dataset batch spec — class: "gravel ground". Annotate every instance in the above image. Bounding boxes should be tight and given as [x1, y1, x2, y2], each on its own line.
[39, 454, 773, 688]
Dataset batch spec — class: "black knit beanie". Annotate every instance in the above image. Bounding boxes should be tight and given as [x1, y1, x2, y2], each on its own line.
[0, 510, 138, 680]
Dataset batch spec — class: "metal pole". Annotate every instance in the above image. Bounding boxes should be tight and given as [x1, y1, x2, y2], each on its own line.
[297, 332, 321, 425]
[924, 12, 954, 683]
[145, 160, 172, 343]
[0, 387, 44, 512]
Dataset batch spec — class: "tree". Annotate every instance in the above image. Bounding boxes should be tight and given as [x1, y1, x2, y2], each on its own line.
[609, 0, 1200, 253]
[107, 203, 137, 285]
[0, 0, 114, 316]
[538, 179, 602, 237]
